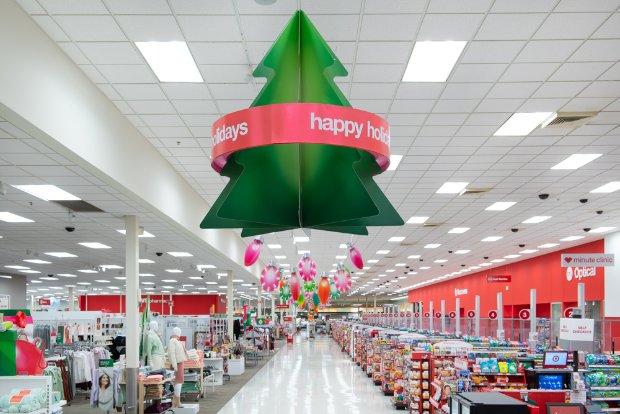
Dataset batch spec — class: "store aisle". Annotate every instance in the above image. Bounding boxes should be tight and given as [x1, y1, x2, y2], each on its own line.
[218, 334, 394, 414]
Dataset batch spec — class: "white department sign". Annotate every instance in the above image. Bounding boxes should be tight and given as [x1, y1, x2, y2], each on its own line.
[561, 253, 615, 267]
[559, 317, 594, 341]
[0, 294, 9, 309]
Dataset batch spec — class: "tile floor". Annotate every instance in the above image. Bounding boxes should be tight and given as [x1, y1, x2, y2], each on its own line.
[218, 334, 394, 414]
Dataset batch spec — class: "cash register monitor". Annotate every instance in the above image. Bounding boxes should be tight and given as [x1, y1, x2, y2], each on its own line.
[543, 351, 569, 369]
[546, 403, 584, 414]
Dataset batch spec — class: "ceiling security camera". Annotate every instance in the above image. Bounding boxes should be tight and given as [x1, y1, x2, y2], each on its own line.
[580, 199, 588, 204]
[539, 194, 549, 200]
[461, 264, 466, 267]
[511, 228, 519, 233]
[583, 228, 591, 232]
[483, 256, 489, 260]
[65, 226, 76, 232]
[155, 252, 163, 257]
[596, 210, 603, 215]
[519, 244, 525, 248]
[448, 250, 453, 254]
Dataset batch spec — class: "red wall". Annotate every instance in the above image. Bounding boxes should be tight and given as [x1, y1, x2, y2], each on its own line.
[79, 294, 226, 315]
[408, 240, 605, 316]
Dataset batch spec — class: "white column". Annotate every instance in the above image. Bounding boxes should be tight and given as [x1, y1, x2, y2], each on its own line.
[68, 287, 74, 311]
[530, 289, 537, 350]
[475, 295, 481, 337]
[441, 300, 446, 333]
[497, 292, 504, 340]
[418, 302, 423, 330]
[374, 294, 377, 310]
[30, 295, 35, 310]
[271, 295, 275, 319]
[124, 215, 139, 414]
[578, 283, 585, 316]
[227, 270, 233, 340]
[429, 301, 434, 332]
[257, 284, 262, 318]
[456, 298, 461, 336]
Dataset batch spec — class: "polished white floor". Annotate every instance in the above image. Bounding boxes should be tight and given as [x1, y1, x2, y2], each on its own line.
[218, 334, 395, 414]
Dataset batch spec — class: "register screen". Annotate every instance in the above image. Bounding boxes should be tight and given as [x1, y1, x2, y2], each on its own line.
[543, 351, 568, 368]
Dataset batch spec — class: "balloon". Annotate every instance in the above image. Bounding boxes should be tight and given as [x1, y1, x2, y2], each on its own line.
[15, 340, 45, 375]
[296, 295, 305, 308]
[277, 273, 287, 290]
[298, 254, 316, 282]
[317, 276, 330, 305]
[289, 271, 302, 301]
[303, 280, 316, 293]
[15, 311, 27, 329]
[330, 281, 340, 299]
[312, 292, 320, 307]
[244, 236, 263, 266]
[348, 242, 364, 269]
[260, 263, 281, 292]
[334, 266, 352, 293]
[280, 284, 291, 301]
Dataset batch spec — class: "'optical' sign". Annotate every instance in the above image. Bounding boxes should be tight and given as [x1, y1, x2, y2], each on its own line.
[561, 253, 614, 267]
[566, 266, 596, 282]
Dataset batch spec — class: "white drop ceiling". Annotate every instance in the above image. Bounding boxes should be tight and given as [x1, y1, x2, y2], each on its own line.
[2, 0, 620, 305]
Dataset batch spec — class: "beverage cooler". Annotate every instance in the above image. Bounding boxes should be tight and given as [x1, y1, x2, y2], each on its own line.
[450, 392, 528, 414]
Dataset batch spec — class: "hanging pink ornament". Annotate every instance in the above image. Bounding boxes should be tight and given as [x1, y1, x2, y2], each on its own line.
[298, 253, 316, 282]
[333, 264, 352, 293]
[347, 242, 364, 269]
[289, 271, 302, 301]
[260, 262, 280, 292]
[244, 236, 263, 266]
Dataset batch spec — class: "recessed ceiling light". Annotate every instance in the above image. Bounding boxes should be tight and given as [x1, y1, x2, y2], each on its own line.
[139, 273, 155, 277]
[407, 216, 429, 224]
[0, 212, 34, 223]
[424, 244, 441, 249]
[376, 250, 390, 255]
[434, 259, 448, 263]
[40, 277, 58, 281]
[387, 154, 403, 171]
[408, 255, 421, 259]
[335, 255, 346, 260]
[293, 236, 309, 243]
[448, 227, 470, 234]
[5, 265, 30, 270]
[197, 264, 216, 270]
[297, 249, 310, 254]
[485, 202, 516, 211]
[166, 269, 183, 273]
[141, 281, 154, 285]
[12, 184, 80, 201]
[402, 41, 466, 82]
[591, 181, 620, 194]
[280, 263, 290, 267]
[168, 252, 193, 257]
[454, 250, 470, 254]
[139, 259, 155, 264]
[44, 252, 77, 258]
[395, 263, 406, 267]
[79, 242, 111, 249]
[57, 274, 76, 278]
[504, 254, 521, 259]
[23, 259, 51, 264]
[205, 282, 217, 285]
[114, 277, 126, 280]
[520, 249, 539, 254]
[217, 272, 228, 277]
[590, 226, 617, 234]
[386, 269, 395, 273]
[436, 182, 468, 194]
[490, 259, 505, 263]
[101, 265, 123, 270]
[560, 236, 584, 242]
[481, 236, 502, 242]
[135, 41, 203, 82]
[522, 216, 552, 224]
[78, 269, 98, 274]
[274, 256, 287, 260]
[267, 244, 281, 249]
[95, 279, 110, 283]
[162, 279, 177, 283]
[116, 229, 155, 238]
[188, 276, 202, 280]
[551, 154, 602, 170]
[493, 112, 553, 136]
[479, 263, 492, 267]
[538, 243, 559, 248]
[388, 236, 405, 243]
[20, 269, 41, 274]
[77, 282, 91, 285]
[420, 266, 431, 270]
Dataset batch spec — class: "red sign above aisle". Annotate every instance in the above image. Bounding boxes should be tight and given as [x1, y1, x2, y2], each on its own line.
[435, 312, 442, 318]
[488, 310, 498, 320]
[275, 304, 289, 309]
[424, 312, 430, 317]
[519, 309, 531, 320]
[449, 311, 456, 319]
[487, 275, 511, 283]
[467, 310, 476, 318]
[564, 307, 576, 318]
[38, 298, 50, 306]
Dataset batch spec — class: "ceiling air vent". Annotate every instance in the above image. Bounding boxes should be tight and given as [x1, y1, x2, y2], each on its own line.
[460, 188, 491, 196]
[423, 223, 442, 228]
[541, 112, 598, 129]
[53, 200, 104, 213]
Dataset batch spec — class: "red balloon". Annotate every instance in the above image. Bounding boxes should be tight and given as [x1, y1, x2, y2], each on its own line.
[317, 276, 330, 305]
[348, 243, 364, 269]
[289, 271, 302, 301]
[15, 340, 45, 375]
[244, 237, 263, 266]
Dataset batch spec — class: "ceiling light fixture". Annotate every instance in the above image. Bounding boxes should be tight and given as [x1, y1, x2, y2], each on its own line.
[117, 229, 155, 238]
[485, 201, 516, 211]
[166, 269, 183, 273]
[23, 259, 51, 264]
[424, 244, 441, 249]
[408, 255, 421, 259]
[78, 242, 111, 249]
[44, 252, 77, 258]
[538, 243, 559, 248]
[376, 250, 390, 255]
[551, 154, 602, 170]
[481, 236, 502, 242]
[520, 249, 539, 254]
[402, 41, 466, 82]
[267, 244, 282, 249]
[135, 41, 203, 83]
[12, 184, 80, 201]
[591, 181, 620, 194]
[560, 236, 584, 242]
[493, 112, 553, 136]
[522, 216, 552, 224]
[454, 250, 470, 254]
[436, 182, 469, 194]
[407, 216, 429, 224]
[293, 236, 309, 243]
[590, 227, 617, 233]
[0, 212, 34, 223]
[387, 154, 403, 171]
[388, 236, 405, 242]
[448, 227, 470, 234]
[167, 252, 193, 257]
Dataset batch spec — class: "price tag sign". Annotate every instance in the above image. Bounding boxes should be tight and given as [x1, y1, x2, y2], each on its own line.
[488, 310, 498, 320]
[467, 310, 476, 318]
[519, 309, 531, 320]
[449, 311, 456, 319]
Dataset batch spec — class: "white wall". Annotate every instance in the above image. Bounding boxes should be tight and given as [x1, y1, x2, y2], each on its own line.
[0, 275, 27, 309]
[605, 231, 620, 317]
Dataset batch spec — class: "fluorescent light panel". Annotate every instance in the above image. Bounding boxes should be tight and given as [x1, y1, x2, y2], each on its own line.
[12, 185, 80, 201]
[117, 229, 155, 238]
[0, 212, 34, 223]
[267, 244, 281, 249]
[407, 216, 429, 224]
[454, 250, 470, 254]
[168, 252, 193, 257]
[486, 201, 516, 211]
[79, 242, 111, 249]
[139, 259, 155, 264]
[551, 154, 602, 170]
[493, 112, 553, 136]
[135, 41, 203, 82]
[436, 182, 468, 194]
[44, 252, 77, 258]
[520, 249, 539, 254]
[590, 227, 616, 233]
[376, 250, 390, 255]
[591, 181, 620, 193]
[448, 227, 470, 234]
[293, 236, 309, 243]
[481, 236, 502, 242]
[388, 236, 405, 242]
[387, 154, 403, 171]
[538, 243, 559, 248]
[523, 215, 552, 224]
[560, 236, 584, 242]
[402, 41, 466, 82]
[23, 259, 51, 264]
[424, 244, 441, 249]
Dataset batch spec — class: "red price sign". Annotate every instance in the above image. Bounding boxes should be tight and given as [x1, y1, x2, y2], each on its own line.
[423, 312, 430, 317]
[488, 310, 498, 320]
[413, 312, 418, 318]
[449, 311, 457, 319]
[519, 309, 531, 320]
[564, 307, 575, 318]
[435, 312, 442, 318]
[467, 310, 476, 318]
[406, 312, 412, 317]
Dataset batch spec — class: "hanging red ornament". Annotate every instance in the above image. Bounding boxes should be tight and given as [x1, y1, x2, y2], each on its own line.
[317, 274, 331, 305]
[334, 264, 352, 293]
[260, 262, 281, 292]
[244, 236, 263, 266]
[298, 253, 316, 282]
[347, 242, 364, 269]
[289, 270, 302, 301]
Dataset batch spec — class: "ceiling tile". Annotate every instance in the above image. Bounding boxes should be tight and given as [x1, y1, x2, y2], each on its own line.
[491, 0, 559, 12]
[450, 64, 507, 82]
[476, 14, 547, 40]
[532, 82, 589, 98]
[549, 62, 614, 81]
[569, 39, 620, 62]
[161, 84, 212, 100]
[38, 0, 108, 14]
[177, 15, 242, 41]
[97, 64, 156, 83]
[31, 16, 70, 41]
[310, 15, 360, 41]
[189, 42, 248, 64]
[172, 100, 218, 114]
[77, 42, 143, 64]
[360, 14, 421, 41]
[352, 64, 405, 83]
[534, 13, 610, 39]
[487, 82, 541, 99]
[104, 0, 171, 14]
[113, 84, 165, 100]
[554, 0, 620, 12]
[418, 14, 485, 41]
[365, 0, 427, 13]
[427, 0, 494, 13]
[356, 42, 412, 64]
[53, 15, 126, 41]
[116, 15, 183, 41]
[500, 63, 560, 82]
[515, 40, 582, 63]
[239, 15, 291, 42]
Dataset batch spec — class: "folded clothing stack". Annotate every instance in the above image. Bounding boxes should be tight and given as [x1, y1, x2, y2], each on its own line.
[143, 374, 164, 383]
[187, 349, 200, 361]
[144, 384, 164, 399]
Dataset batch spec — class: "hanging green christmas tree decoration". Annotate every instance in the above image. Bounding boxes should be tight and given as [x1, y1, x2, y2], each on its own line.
[201, 11, 403, 236]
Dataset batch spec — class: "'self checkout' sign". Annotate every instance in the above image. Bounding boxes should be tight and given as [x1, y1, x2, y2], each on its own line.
[559, 318, 594, 341]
